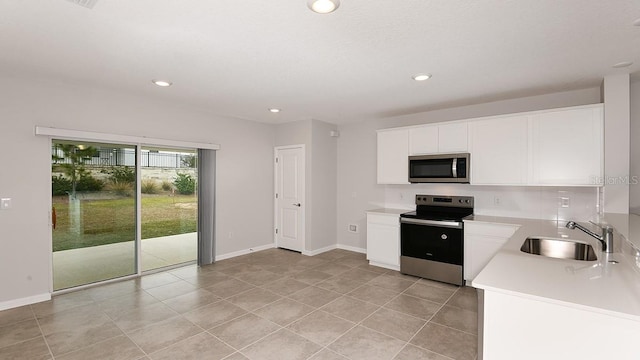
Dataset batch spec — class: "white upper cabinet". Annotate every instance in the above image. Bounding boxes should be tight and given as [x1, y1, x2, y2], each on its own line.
[409, 122, 468, 155]
[377, 129, 409, 184]
[438, 122, 468, 153]
[469, 116, 529, 185]
[409, 125, 438, 155]
[529, 105, 603, 186]
[377, 104, 604, 187]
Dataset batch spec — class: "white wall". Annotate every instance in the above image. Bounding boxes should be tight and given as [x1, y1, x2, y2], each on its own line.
[0, 75, 275, 306]
[385, 185, 598, 221]
[629, 80, 640, 214]
[274, 119, 338, 253]
[336, 87, 603, 250]
[309, 120, 338, 252]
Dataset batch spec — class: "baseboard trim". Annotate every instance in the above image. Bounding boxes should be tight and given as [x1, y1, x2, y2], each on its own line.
[302, 245, 337, 256]
[368, 260, 400, 271]
[337, 244, 367, 254]
[215, 243, 275, 261]
[0, 293, 51, 311]
[215, 243, 365, 261]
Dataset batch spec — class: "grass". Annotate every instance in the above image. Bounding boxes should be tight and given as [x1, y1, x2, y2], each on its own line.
[52, 194, 197, 252]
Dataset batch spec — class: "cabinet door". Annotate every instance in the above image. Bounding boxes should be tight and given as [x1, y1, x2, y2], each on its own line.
[438, 122, 468, 153]
[469, 116, 528, 185]
[377, 129, 410, 184]
[466, 235, 508, 280]
[366, 222, 400, 268]
[409, 126, 438, 155]
[529, 106, 603, 185]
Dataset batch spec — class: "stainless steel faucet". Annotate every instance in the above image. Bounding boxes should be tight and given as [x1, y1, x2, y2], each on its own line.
[565, 221, 614, 253]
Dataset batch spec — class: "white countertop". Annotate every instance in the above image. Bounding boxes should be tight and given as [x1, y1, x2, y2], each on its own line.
[365, 208, 408, 216]
[470, 216, 640, 321]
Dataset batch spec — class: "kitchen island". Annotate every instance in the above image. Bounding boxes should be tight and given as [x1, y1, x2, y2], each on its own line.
[469, 215, 640, 360]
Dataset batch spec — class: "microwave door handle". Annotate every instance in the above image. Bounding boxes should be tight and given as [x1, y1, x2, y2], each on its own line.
[452, 158, 457, 178]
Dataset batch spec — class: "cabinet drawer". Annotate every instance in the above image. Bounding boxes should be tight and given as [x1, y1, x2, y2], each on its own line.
[465, 222, 519, 238]
[367, 214, 400, 227]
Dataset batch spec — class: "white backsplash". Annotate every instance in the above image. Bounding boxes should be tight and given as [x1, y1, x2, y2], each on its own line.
[384, 185, 599, 221]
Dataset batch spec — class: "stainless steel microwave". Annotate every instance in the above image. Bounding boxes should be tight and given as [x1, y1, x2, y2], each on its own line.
[408, 153, 470, 183]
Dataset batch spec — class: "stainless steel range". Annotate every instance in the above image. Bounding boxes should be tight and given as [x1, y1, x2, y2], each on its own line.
[400, 195, 474, 286]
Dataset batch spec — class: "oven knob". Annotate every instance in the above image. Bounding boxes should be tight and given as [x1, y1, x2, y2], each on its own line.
[465, 199, 471, 204]
[441, 234, 448, 240]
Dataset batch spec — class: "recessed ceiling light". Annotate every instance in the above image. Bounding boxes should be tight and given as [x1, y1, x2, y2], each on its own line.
[612, 61, 633, 68]
[269, 108, 281, 113]
[307, 0, 340, 14]
[152, 80, 172, 87]
[412, 73, 432, 81]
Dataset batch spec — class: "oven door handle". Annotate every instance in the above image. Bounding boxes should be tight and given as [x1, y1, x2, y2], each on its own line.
[400, 218, 463, 229]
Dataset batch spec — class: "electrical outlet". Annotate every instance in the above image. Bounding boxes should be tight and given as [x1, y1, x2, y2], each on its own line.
[1, 198, 11, 210]
[348, 224, 359, 233]
[560, 197, 570, 208]
[493, 196, 501, 206]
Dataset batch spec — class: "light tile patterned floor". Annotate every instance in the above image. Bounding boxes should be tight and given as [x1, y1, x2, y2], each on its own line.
[0, 248, 479, 360]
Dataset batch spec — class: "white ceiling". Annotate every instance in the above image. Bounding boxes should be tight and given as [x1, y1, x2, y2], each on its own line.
[1, 0, 639, 124]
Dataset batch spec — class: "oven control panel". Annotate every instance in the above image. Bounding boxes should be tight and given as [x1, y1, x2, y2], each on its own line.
[415, 195, 474, 208]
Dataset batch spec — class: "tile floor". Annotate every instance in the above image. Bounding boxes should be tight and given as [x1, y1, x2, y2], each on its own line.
[0, 248, 479, 360]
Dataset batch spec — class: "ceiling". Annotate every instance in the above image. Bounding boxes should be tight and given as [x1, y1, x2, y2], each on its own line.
[1, 0, 639, 125]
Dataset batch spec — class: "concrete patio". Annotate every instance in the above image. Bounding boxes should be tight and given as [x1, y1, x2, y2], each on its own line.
[53, 233, 197, 290]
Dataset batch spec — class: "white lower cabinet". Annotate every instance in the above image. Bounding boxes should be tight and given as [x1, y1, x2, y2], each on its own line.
[366, 213, 400, 270]
[464, 222, 519, 281]
[481, 290, 640, 360]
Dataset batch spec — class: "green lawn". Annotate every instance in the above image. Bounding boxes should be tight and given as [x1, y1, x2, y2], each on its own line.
[52, 194, 197, 251]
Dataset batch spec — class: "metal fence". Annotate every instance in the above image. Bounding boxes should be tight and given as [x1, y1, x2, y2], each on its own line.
[51, 147, 196, 169]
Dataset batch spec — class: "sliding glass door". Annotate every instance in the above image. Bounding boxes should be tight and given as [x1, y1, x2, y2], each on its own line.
[140, 147, 198, 271]
[51, 140, 137, 290]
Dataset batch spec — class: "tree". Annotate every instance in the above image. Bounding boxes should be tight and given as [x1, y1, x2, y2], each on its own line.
[52, 143, 99, 198]
[181, 154, 197, 168]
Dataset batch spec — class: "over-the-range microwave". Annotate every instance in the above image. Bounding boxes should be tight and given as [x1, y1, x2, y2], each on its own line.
[408, 153, 470, 183]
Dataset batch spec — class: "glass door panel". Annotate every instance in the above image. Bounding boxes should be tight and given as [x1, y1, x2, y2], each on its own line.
[140, 147, 197, 271]
[51, 140, 137, 290]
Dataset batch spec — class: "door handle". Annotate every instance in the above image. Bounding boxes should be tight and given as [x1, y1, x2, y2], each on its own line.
[293, 203, 301, 207]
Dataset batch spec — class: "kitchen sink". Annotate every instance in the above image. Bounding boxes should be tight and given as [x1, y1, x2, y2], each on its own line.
[520, 237, 597, 261]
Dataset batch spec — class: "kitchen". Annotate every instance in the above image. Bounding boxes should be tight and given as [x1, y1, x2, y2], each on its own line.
[364, 91, 640, 358]
[1, 1, 640, 360]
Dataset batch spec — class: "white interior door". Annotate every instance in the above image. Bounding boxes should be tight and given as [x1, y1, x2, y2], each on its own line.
[275, 146, 305, 252]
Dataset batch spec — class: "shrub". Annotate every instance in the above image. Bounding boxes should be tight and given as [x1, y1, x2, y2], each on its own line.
[52, 172, 103, 195]
[103, 166, 135, 185]
[174, 173, 196, 195]
[75, 173, 104, 192]
[52, 175, 72, 196]
[141, 179, 160, 194]
[161, 180, 173, 192]
[107, 182, 133, 197]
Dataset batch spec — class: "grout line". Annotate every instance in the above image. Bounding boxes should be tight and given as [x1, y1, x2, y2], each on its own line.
[144, 330, 211, 358]
[398, 286, 466, 360]
[20, 248, 478, 360]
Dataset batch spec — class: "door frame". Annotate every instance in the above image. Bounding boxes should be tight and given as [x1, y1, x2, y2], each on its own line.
[273, 144, 306, 252]
[43, 129, 213, 294]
